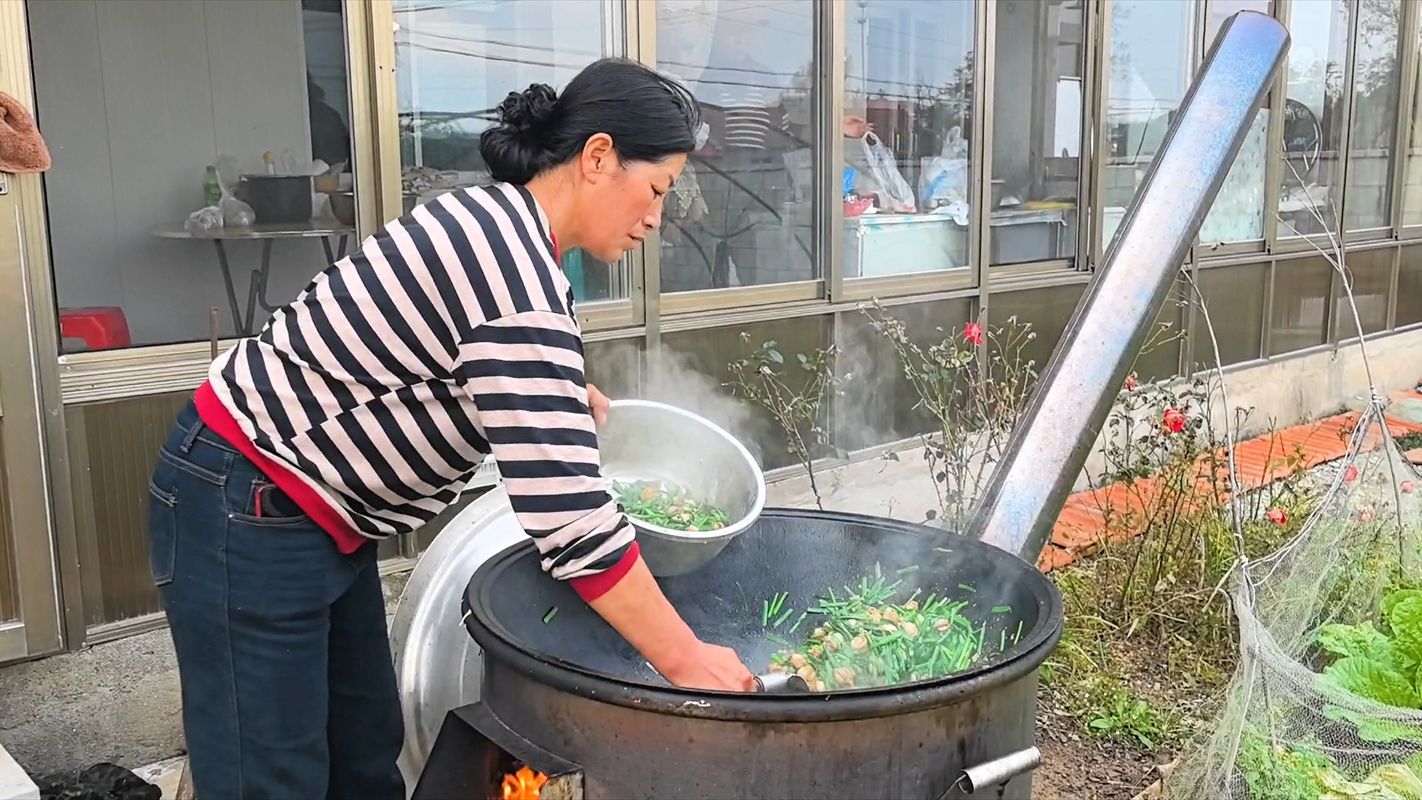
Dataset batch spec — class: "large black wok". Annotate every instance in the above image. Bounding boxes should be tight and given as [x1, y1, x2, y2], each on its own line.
[445, 509, 1062, 799]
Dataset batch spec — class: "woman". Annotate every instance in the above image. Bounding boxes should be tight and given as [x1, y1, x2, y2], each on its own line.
[148, 58, 754, 800]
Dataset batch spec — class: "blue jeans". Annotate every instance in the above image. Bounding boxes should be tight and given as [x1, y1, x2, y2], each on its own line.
[147, 402, 404, 800]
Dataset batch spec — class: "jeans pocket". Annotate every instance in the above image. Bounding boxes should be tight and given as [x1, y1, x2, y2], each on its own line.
[147, 480, 178, 587]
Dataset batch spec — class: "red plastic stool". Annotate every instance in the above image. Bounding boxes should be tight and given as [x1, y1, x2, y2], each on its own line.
[59, 307, 132, 351]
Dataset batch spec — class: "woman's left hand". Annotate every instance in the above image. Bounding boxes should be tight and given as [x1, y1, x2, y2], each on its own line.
[587, 383, 611, 426]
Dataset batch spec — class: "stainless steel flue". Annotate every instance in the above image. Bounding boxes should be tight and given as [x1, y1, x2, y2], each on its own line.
[964, 12, 1289, 562]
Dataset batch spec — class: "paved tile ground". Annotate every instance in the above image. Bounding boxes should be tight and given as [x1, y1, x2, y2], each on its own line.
[1037, 398, 1422, 574]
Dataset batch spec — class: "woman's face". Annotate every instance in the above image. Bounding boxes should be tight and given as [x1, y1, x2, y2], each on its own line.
[578, 144, 686, 263]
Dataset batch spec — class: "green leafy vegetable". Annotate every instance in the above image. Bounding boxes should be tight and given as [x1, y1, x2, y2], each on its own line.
[1236, 733, 1422, 800]
[1315, 588, 1422, 711]
[1318, 621, 1394, 662]
[613, 480, 730, 532]
[1324, 657, 1421, 709]
[1387, 596, 1422, 670]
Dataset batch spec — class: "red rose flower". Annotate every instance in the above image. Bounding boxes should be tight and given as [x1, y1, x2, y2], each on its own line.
[963, 322, 985, 347]
[1356, 505, 1376, 524]
[1343, 465, 1359, 485]
[1402, 480, 1415, 495]
[1125, 373, 1138, 392]
[1162, 407, 1186, 434]
[1265, 507, 1288, 526]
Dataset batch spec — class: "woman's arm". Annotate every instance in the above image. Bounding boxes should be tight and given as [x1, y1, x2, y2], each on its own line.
[458, 311, 753, 691]
[589, 559, 754, 690]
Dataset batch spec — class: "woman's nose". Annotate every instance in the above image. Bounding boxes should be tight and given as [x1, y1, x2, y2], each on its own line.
[643, 207, 662, 231]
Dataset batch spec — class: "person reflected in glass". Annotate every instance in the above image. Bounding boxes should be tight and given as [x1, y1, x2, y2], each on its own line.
[692, 35, 811, 288]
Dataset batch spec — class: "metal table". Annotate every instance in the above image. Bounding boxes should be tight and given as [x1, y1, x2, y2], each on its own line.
[151, 221, 354, 336]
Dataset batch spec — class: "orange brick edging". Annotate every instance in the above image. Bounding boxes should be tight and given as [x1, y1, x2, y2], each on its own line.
[1036, 411, 1422, 574]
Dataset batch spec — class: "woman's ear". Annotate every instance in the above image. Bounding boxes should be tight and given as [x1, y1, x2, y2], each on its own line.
[579, 133, 617, 183]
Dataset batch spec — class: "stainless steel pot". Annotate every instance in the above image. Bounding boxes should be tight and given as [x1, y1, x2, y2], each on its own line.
[598, 399, 765, 576]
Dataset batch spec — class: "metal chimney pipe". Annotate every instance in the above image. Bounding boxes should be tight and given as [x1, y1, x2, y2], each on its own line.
[964, 12, 1289, 562]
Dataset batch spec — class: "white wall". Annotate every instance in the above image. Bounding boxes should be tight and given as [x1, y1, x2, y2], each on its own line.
[30, 0, 329, 347]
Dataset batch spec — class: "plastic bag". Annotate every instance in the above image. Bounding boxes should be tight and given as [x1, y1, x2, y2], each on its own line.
[184, 205, 224, 233]
[859, 133, 916, 212]
[919, 126, 970, 213]
[214, 154, 255, 226]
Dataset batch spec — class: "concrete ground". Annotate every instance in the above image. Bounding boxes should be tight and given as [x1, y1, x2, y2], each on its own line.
[0, 571, 410, 781]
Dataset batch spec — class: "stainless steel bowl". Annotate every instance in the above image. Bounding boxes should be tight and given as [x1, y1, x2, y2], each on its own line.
[599, 399, 765, 576]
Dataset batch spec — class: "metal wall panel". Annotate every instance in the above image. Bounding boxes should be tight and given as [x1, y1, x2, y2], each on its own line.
[68, 393, 189, 626]
[0, 430, 16, 623]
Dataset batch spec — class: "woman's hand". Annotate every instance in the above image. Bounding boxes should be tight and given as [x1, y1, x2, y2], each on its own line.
[657, 640, 756, 692]
[842, 115, 873, 139]
[587, 383, 611, 426]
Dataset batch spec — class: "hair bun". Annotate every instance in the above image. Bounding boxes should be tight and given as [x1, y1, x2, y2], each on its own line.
[496, 83, 559, 136]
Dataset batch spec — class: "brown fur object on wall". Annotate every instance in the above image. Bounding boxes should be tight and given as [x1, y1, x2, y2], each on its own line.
[0, 90, 51, 174]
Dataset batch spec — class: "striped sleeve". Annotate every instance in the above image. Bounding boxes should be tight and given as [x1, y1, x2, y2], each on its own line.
[457, 310, 636, 585]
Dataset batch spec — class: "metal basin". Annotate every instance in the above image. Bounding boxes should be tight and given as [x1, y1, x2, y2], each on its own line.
[598, 399, 765, 576]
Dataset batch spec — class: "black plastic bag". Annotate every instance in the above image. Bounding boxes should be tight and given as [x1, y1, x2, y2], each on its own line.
[38, 763, 160, 800]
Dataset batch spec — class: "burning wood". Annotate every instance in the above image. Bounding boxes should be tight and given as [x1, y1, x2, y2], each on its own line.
[501, 765, 548, 800]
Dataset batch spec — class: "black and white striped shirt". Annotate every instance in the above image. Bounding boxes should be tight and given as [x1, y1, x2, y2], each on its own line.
[204, 183, 635, 582]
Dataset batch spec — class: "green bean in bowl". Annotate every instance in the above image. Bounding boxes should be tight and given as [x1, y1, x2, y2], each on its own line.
[613, 480, 730, 533]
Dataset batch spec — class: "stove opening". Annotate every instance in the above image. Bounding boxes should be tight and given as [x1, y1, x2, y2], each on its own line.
[500, 763, 548, 800]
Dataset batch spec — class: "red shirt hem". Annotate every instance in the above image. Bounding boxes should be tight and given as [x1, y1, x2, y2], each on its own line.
[194, 381, 370, 554]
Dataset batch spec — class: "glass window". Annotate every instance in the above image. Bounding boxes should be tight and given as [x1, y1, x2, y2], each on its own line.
[1344, 0, 1403, 231]
[1191, 263, 1267, 367]
[840, 1, 975, 279]
[1102, 0, 1193, 253]
[1278, 1, 1351, 237]
[31, 0, 358, 351]
[655, 0, 817, 294]
[394, 0, 626, 304]
[989, 0, 1086, 267]
[1334, 247, 1391, 335]
[1200, 1, 1272, 245]
[1403, 34, 1422, 226]
[661, 316, 832, 470]
[835, 300, 974, 451]
[1269, 255, 1333, 355]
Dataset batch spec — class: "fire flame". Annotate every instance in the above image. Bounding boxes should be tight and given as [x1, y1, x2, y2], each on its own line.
[502, 766, 548, 800]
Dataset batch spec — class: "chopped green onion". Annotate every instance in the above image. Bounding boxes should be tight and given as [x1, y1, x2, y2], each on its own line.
[542, 607, 558, 624]
[991, 605, 1012, 614]
[788, 611, 809, 634]
[959, 584, 976, 593]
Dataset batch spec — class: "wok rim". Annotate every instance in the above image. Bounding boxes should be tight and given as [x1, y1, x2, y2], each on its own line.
[602, 398, 767, 545]
[463, 508, 1064, 722]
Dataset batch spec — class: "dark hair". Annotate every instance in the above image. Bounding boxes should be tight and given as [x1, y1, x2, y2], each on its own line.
[480, 58, 701, 185]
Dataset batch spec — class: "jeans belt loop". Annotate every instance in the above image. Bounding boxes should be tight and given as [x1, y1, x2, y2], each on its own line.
[179, 418, 206, 454]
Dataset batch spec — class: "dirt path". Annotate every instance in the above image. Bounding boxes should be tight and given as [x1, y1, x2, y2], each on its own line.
[1032, 702, 1169, 799]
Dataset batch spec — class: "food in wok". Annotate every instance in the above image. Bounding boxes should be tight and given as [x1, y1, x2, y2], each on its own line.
[763, 567, 1024, 692]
